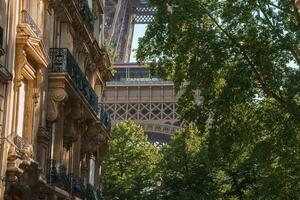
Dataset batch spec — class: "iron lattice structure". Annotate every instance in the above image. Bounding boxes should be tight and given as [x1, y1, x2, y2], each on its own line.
[104, 0, 156, 62]
[105, 102, 178, 122]
[102, 64, 182, 142]
[133, 6, 156, 24]
[103, 0, 180, 142]
[104, 102, 180, 142]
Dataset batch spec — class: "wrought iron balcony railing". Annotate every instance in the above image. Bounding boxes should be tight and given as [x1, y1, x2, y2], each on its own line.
[59, 166, 72, 191]
[0, 64, 13, 82]
[0, 26, 5, 56]
[14, 135, 25, 150]
[98, 104, 111, 131]
[0, 26, 3, 49]
[49, 48, 98, 113]
[86, 184, 97, 200]
[72, 177, 86, 199]
[108, 80, 174, 86]
[48, 160, 103, 199]
[21, 10, 42, 38]
[75, 0, 94, 32]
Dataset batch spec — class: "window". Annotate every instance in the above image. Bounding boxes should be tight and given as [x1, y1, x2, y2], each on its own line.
[23, 0, 38, 20]
[89, 155, 96, 186]
[0, 95, 3, 133]
[16, 80, 27, 137]
[60, 22, 73, 51]
[23, 0, 43, 34]
[62, 147, 71, 173]
[94, 84, 102, 102]
[88, 0, 93, 10]
[31, 0, 38, 21]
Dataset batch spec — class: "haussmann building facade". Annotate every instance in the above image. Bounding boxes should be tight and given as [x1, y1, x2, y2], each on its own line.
[0, 0, 113, 199]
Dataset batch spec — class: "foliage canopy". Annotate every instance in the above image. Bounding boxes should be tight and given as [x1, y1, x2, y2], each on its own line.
[101, 120, 160, 200]
[137, 0, 300, 199]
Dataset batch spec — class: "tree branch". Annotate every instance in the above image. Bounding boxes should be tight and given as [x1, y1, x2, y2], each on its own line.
[258, 2, 300, 65]
[268, 2, 294, 15]
[198, 2, 291, 113]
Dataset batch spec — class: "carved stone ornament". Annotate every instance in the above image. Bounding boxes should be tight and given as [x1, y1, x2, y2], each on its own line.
[5, 143, 45, 199]
[63, 102, 83, 147]
[81, 121, 107, 153]
[14, 76, 23, 92]
[47, 89, 68, 122]
[88, 62, 97, 73]
[33, 92, 40, 106]
[37, 127, 49, 146]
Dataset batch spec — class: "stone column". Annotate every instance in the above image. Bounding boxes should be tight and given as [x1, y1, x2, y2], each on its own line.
[47, 88, 68, 165]
[80, 153, 88, 186]
[36, 127, 49, 174]
[72, 133, 81, 177]
[52, 108, 65, 165]
[94, 158, 100, 190]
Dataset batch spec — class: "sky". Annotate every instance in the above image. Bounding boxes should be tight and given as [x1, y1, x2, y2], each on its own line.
[130, 24, 147, 62]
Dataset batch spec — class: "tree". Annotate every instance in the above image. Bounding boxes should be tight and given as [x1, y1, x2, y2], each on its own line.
[101, 120, 160, 200]
[137, 0, 300, 198]
[138, 0, 300, 120]
[157, 124, 219, 200]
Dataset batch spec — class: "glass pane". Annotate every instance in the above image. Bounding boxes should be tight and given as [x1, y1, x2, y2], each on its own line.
[0, 96, 3, 131]
[16, 81, 27, 137]
[89, 157, 95, 185]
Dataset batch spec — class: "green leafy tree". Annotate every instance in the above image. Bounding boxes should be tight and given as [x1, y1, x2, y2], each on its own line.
[157, 124, 219, 200]
[101, 120, 161, 200]
[137, 0, 300, 199]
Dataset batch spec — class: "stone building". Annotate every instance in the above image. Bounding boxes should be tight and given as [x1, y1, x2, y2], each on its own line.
[0, 0, 112, 199]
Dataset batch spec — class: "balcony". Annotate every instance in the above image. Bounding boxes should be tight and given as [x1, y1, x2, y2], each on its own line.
[21, 10, 42, 38]
[0, 26, 4, 56]
[53, 0, 110, 75]
[49, 160, 104, 200]
[0, 26, 3, 48]
[0, 65, 12, 82]
[98, 104, 111, 131]
[49, 48, 98, 113]
[75, 0, 94, 32]
[0, 26, 12, 82]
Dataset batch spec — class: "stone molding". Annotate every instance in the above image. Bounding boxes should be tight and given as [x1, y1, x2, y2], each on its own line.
[47, 88, 68, 122]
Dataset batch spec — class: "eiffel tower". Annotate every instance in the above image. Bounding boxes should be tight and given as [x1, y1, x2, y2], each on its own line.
[103, 0, 181, 142]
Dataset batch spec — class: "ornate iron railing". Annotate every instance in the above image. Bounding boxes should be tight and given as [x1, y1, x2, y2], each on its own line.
[49, 48, 98, 113]
[48, 163, 72, 191]
[21, 10, 42, 38]
[108, 80, 173, 86]
[14, 135, 25, 150]
[0, 64, 12, 82]
[98, 104, 111, 131]
[0, 26, 3, 49]
[48, 160, 103, 199]
[48, 159, 58, 184]
[58, 166, 72, 192]
[75, 0, 94, 32]
[86, 184, 97, 200]
[72, 177, 86, 199]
